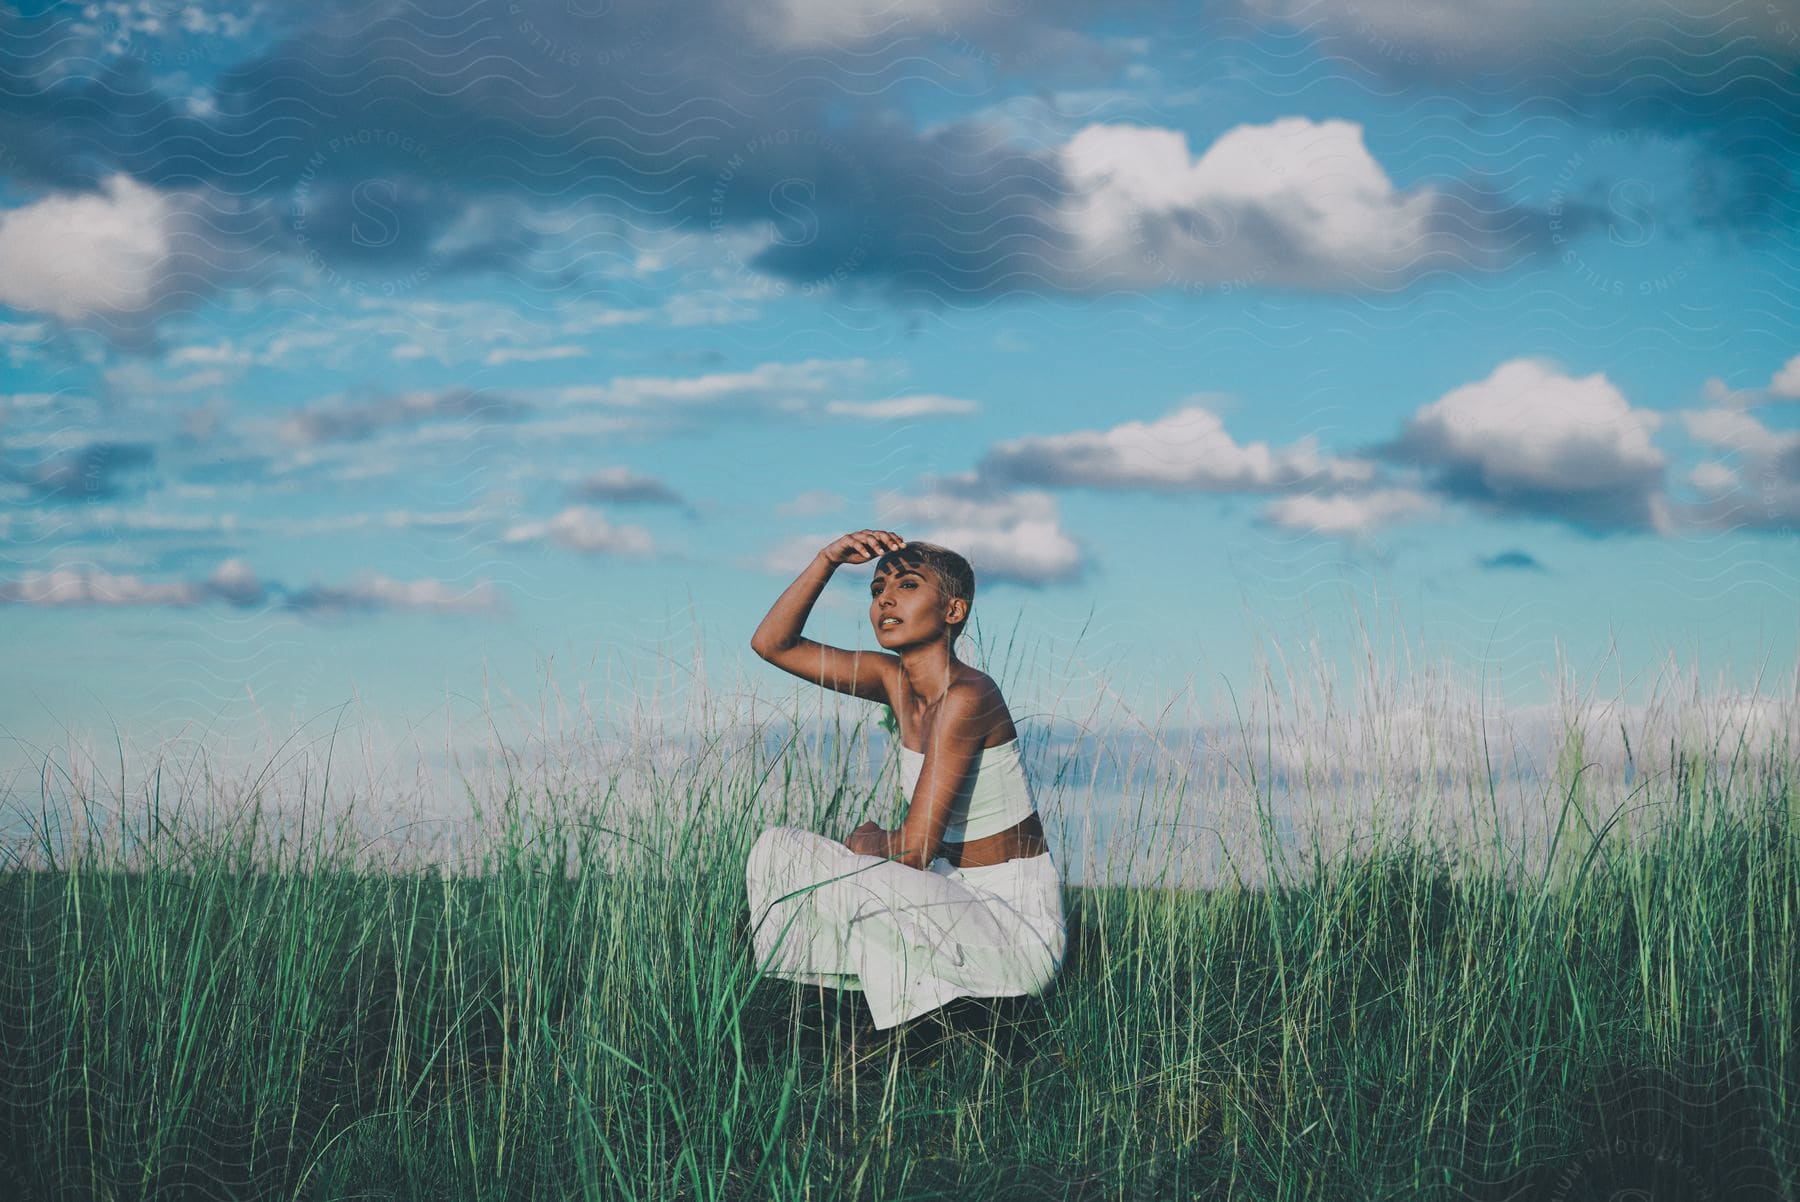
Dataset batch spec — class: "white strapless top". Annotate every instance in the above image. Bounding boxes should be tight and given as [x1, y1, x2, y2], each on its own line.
[897, 737, 1036, 842]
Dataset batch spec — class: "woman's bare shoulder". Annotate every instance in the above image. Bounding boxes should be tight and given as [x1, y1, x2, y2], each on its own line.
[948, 668, 1016, 744]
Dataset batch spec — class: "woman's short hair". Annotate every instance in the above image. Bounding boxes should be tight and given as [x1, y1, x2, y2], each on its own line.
[875, 541, 975, 636]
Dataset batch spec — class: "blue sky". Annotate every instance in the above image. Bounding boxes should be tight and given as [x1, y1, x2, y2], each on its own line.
[1, 0, 1796, 775]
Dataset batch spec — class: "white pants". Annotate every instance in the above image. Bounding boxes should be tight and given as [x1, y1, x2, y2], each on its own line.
[745, 826, 1066, 1030]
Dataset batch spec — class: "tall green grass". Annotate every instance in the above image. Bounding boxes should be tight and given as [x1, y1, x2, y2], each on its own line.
[1, 664, 1794, 1200]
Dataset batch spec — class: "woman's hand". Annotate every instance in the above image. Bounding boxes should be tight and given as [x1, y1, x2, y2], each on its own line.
[821, 529, 905, 567]
[845, 820, 891, 858]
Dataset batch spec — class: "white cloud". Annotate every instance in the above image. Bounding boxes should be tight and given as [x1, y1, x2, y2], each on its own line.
[167, 340, 251, 368]
[1770, 354, 1800, 400]
[257, 507, 500, 537]
[1262, 488, 1437, 537]
[662, 293, 758, 327]
[1688, 463, 1738, 493]
[1702, 363, 1800, 410]
[1389, 358, 1669, 532]
[983, 402, 1373, 493]
[562, 358, 874, 411]
[209, 298, 659, 372]
[1682, 407, 1769, 452]
[504, 505, 656, 556]
[776, 489, 846, 517]
[482, 345, 588, 367]
[0, 559, 499, 613]
[1057, 118, 1509, 290]
[0, 174, 253, 339]
[44, 1, 259, 76]
[286, 573, 505, 615]
[0, 175, 174, 321]
[0, 565, 202, 607]
[205, 557, 266, 606]
[548, 358, 970, 430]
[824, 394, 980, 419]
[875, 476, 1082, 585]
[756, 532, 841, 577]
[505, 413, 650, 443]
[0, 393, 58, 425]
[1679, 404, 1800, 530]
[561, 308, 654, 332]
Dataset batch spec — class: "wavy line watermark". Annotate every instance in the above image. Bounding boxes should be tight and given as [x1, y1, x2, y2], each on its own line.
[1768, 3, 1798, 49]
[1125, 135, 1289, 294]
[1338, 0, 1472, 69]
[1546, 1136, 1719, 1202]
[81, 0, 232, 70]
[1233, 0, 1474, 69]
[289, 129, 450, 299]
[507, 0, 663, 68]
[1128, 201, 1271, 295]
[931, 0, 1061, 75]
[709, 129, 877, 298]
[1548, 129, 1697, 298]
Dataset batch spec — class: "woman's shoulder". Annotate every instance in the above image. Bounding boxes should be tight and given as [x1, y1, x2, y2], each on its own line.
[945, 666, 1005, 707]
[947, 668, 1015, 744]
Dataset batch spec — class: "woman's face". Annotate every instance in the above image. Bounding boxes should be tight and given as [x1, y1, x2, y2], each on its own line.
[869, 560, 949, 645]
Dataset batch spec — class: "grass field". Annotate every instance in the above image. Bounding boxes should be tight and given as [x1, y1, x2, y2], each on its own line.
[1, 675, 1794, 1199]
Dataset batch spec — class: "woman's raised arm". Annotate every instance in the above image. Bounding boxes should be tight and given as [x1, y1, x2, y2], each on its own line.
[750, 529, 904, 703]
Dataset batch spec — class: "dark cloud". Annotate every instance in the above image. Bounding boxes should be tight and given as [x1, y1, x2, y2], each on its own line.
[1384, 452, 1666, 533]
[182, 454, 277, 486]
[570, 467, 688, 508]
[741, 121, 1072, 298]
[279, 388, 528, 445]
[1781, 442, 1800, 483]
[0, 0, 1555, 317]
[1223, 0, 1800, 232]
[1479, 549, 1545, 572]
[1, 440, 156, 502]
[1221, 1, 1800, 105]
[188, 6, 1084, 300]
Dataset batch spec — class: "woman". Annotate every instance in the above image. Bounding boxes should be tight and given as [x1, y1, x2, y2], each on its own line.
[745, 529, 1065, 1032]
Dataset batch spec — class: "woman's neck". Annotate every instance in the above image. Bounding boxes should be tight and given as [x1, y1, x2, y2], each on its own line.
[895, 644, 959, 707]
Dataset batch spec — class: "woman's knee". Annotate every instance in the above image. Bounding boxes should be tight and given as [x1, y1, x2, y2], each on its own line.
[746, 826, 825, 907]
[748, 825, 804, 875]
[746, 828, 782, 906]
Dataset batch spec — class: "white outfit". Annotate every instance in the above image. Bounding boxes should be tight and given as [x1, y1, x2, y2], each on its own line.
[897, 738, 1034, 841]
[744, 741, 1066, 1030]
